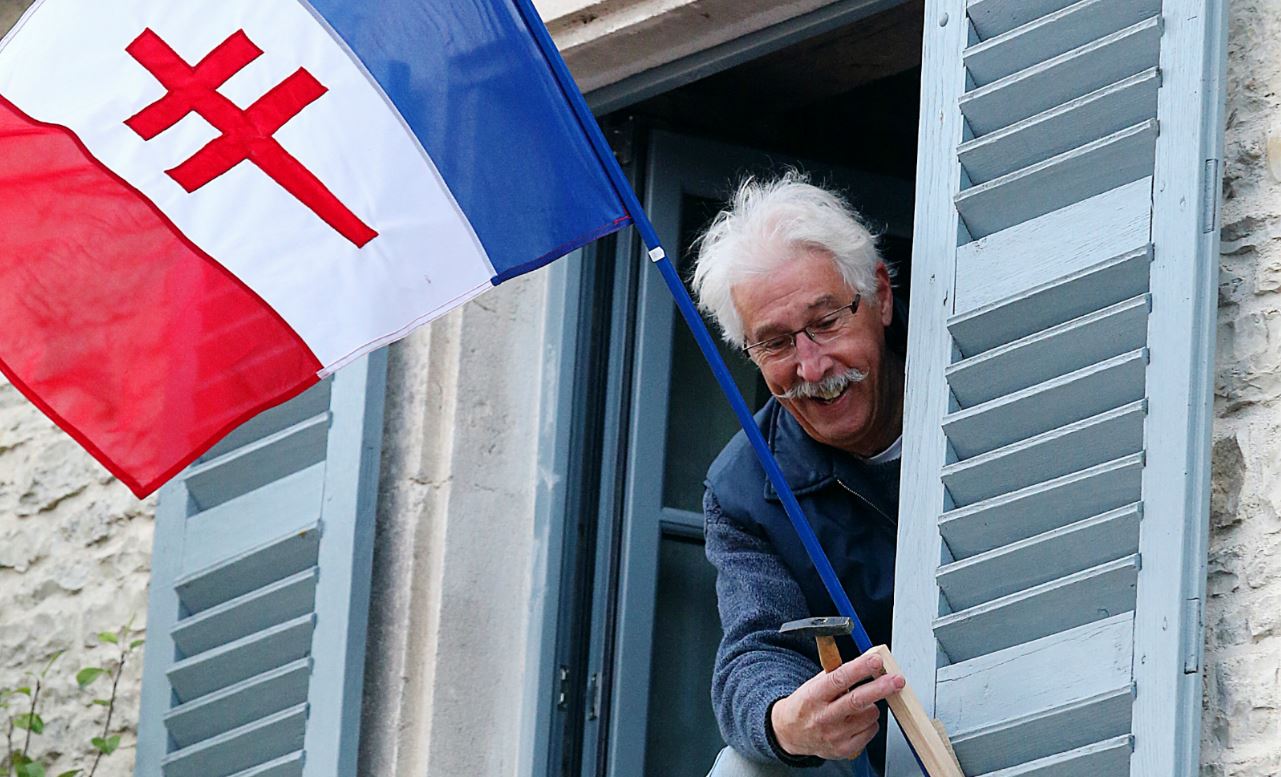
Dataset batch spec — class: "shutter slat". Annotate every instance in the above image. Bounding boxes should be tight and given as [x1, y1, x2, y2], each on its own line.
[953, 185, 1151, 318]
[959, 17, 1162, 136]
[225, 752, 304, 777]
[978, 734, 1133, 777]
[938, 503, 1142, 607]
[200, 379, 332, 463]
[940, 453, 1144, 558]
[964, 0, 1161, 87]
[952, 687, 1134, 774]
[959, 69, 1160, 185]
[941, 401, 1146, 506]
[165, 659, 311, 748]
[938, 613, 1134, 733]
[944, 349, 1148, 459]
[947, 296, 1150, 407]
[172, 569, 318, 656]
[167, 615, 315, 702]
[934, 555, 1140, 662]
[966, 0, 1079, 40]
[160, 704, 307, 777]
[184, 412, 330, 511]
[955, 120, 1158, 238]
[175, 524, 321, 614]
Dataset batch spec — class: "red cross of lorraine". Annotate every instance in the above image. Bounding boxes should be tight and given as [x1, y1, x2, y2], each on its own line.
[124, 28, 378, 248]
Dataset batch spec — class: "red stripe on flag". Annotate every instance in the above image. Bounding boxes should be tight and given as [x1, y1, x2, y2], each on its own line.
[0, 94, 323, 497]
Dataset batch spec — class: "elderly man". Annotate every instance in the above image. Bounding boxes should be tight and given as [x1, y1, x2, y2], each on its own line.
[693, 173, 906, 776]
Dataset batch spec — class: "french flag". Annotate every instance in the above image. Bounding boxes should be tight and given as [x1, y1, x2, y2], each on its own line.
[0, 0, 631, 496]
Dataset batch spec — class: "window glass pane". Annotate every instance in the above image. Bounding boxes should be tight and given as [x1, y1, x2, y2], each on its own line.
[643, 534, 724, 776]
[663, 194, 771, 514]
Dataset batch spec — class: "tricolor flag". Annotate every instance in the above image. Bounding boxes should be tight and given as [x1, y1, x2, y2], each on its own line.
[0, 0, 631, 496]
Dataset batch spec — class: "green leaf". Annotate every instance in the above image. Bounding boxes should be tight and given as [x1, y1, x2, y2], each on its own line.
[11, 752, 32, 766]
[57, 770, 81, 777]
[91, 699, 111, 707]
[97, 632, 118, 646]
[90, 735, 120, 755]
[75, 668, 106, 689]
[14, 687, 31, 697]
[39, 650, 64, 678]
[129, 639, 145, 650]
[15, 760, 45, 777]
[13, 713, 44, 734]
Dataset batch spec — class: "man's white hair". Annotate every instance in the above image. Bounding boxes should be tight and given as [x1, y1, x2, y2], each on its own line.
[691, 171, 885, 348]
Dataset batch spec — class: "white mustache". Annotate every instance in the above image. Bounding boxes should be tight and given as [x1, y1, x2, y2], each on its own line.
[778, 367, 868, 401]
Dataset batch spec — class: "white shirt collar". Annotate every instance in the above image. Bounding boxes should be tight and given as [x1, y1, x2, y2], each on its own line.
[863, 434, 902, 465]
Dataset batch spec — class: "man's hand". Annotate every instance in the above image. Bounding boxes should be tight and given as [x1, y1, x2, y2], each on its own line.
[769, 651, 905, 760]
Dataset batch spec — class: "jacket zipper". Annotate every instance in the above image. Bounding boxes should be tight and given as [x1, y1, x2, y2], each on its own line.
[835, 477, 896, 528]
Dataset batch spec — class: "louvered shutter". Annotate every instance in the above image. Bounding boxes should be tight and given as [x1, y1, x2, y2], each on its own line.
[889, 1, 1225, 775]
[134, 352, 387, 777]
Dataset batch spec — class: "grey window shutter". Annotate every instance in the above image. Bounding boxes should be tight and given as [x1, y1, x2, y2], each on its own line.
[134, 351, 387, 777]
[890, 1, 1226, 775]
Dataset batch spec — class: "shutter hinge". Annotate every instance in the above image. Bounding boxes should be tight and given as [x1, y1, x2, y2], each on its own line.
[1182, 597, 1204, 674]
[556, 665, 570, 709]
[1202, 158, 1221, 234]
[586, 672, 601, 720]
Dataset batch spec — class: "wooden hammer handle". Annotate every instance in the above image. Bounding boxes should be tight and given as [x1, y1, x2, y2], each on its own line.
[815, 635, 843, 673]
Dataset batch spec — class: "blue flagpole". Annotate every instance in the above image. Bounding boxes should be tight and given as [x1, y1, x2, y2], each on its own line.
[509, 2, 921, 774]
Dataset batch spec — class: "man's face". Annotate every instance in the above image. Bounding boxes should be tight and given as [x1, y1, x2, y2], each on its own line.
[732, 247, 896, 456]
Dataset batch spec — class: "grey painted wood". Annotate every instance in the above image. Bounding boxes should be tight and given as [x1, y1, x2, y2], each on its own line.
[964, 0, 1160, 86]
[941, 400, 1146, 506]
[886, 0, 968, 771]
[981, 734, 1132, 776]
[167, 615, 315, 702]
[938, 503, 1142, 606]
[164, 660, 311, 747]
[955, 120, 1157, 238]
[183, 412, 330, 511]
[947, 295, 1149, 407]
[225, 753, 304, 777]
[966, 0, 1079, 39]
[937, 613, 1133, 733]
[959, 17, 1162, 136]
[175, 524, 321, 613]
[934, 555, 1139, 661]
[959, 69, 1160, 185]
[199, 381, 332, 463]
[940, 453, 1144, 557]
[944, 349, 1148, 457]
[952, 185, 1151, 317]
[160, 704, 308, 777]
[171, 569, 319, 656]
[953, 687, 1133, 774]
[1129, 0, 1227, 773]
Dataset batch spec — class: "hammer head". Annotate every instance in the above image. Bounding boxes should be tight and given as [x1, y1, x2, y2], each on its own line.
[779, 616, 853, 638]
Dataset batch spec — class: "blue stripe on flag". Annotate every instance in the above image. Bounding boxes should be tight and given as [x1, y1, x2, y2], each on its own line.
[307, 0, 632, 280]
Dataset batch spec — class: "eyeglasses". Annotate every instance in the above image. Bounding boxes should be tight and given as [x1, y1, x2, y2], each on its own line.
[742, 295, 862, 363]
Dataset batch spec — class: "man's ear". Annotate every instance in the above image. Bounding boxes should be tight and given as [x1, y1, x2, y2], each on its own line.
[876, 262, 894, 327]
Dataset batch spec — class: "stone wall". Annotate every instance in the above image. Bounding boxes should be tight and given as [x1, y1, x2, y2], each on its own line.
[1203, 0, 1281, 774]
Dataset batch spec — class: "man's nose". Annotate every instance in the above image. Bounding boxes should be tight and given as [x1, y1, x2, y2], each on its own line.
[793, 334, 832, 384]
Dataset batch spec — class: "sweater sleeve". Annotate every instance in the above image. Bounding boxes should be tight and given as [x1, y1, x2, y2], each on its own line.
[704, 487, 825, 767]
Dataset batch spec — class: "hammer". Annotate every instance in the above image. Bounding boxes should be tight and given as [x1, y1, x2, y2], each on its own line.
[778, 616, 965, 777]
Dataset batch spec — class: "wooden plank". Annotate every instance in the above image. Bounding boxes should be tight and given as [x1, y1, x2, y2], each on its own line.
[184, 411, 330, 512]
[952, 686, 1134, 774]
[943, 349, 1147, 458]
[934, 555, 1139, 662]
[959, 17, 1162, 136]
[979, 734, 1132, 776]
[172, 568, 318, 656]
[938, 503, 1142, 606]
[867, 646, 964, 777]
[167, 615, 315, 703]
[964, 0, 1161, 86]
[164, 659, 311, 748]
[941, 400, 1146, 507]
[176, 523, 321, 614]
[947, 295, 1149, 408]
[960, 68, 1160, 185]
[161, 704, 307, 777]
[955, 119, 1157, 238]
[940, 453, 1143, 558]
[225, 752, 304, 777]
[952, 186, 1151, 321]
[966, 0, 1077, 40]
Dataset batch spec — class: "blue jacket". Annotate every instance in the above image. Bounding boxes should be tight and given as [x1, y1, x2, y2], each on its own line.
[703, 398, 899, 772]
